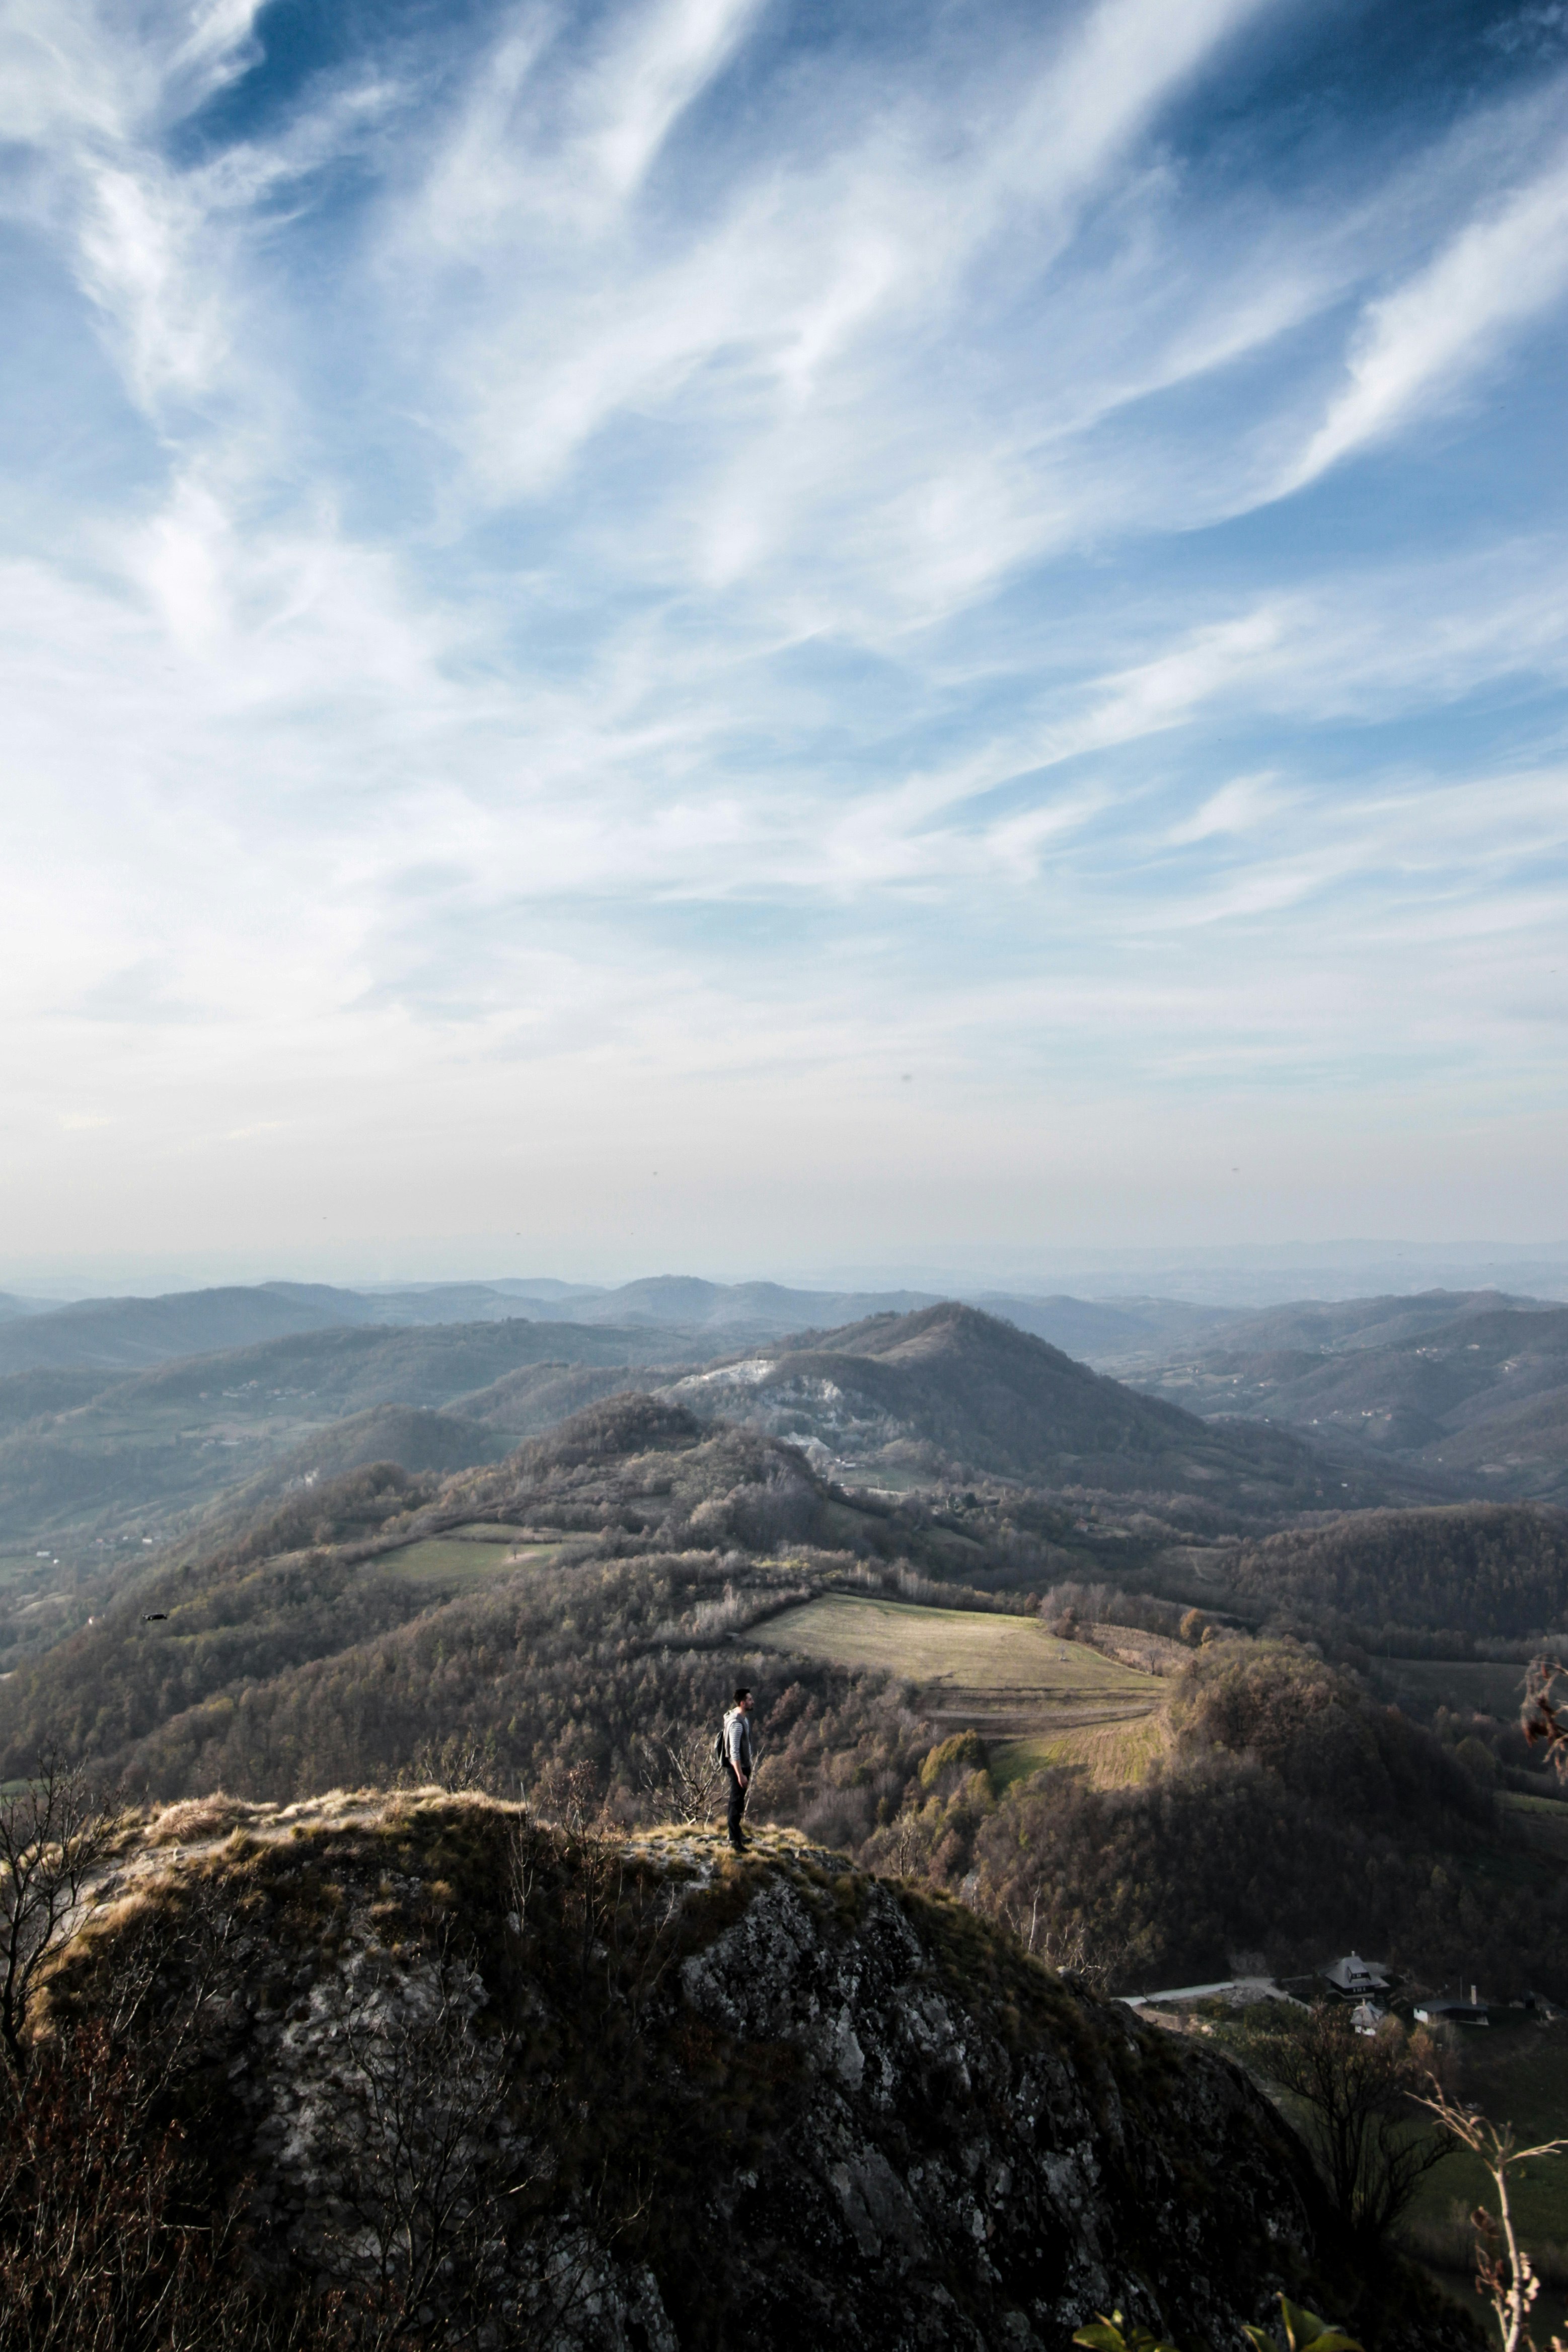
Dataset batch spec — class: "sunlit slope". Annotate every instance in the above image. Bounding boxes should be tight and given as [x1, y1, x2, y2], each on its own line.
[752, 1592, 1160, 1768]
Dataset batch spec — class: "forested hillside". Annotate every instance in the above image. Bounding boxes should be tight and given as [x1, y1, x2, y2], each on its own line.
[1215, 1503, 1568, 1639]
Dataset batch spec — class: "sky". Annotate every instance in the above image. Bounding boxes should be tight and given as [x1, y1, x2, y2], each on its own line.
[2, 0, 1567, 1288]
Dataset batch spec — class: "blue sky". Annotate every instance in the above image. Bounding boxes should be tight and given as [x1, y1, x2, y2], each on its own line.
[2, 0, 1566, 1282]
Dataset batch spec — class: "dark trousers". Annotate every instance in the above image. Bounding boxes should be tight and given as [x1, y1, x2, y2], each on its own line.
[725, 1761, 748, 1847]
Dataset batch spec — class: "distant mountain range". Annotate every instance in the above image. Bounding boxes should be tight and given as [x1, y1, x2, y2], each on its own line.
[0, 1274, 1239, 1377]
[0, 1278, 933, 1374]
[0, 1319, 693, 1547]
[0, 1284, 1504, 1561]
[4, 1274, 1563, 1600]
[1131, 1290, 1568, 1505]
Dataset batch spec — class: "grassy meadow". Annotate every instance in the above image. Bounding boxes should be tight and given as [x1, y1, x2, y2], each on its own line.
[990, 1713, 1170, 1790]
[378, 1527, 564, 1589]
[752, 1592, 1162, 1761]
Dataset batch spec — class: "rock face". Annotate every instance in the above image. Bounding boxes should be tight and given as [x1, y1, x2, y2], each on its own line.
[677, 1867, 1321, 2348]
[48, 1797, 1470, 2352]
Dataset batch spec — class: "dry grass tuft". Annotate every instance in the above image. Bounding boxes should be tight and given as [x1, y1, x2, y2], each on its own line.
[145, 1796, 248, 1848]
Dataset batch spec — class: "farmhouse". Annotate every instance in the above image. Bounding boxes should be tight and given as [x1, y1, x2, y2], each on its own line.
[1320, 1952, 1390, 1997]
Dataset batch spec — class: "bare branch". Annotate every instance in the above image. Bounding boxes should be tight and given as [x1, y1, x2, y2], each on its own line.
[1522, 1658, 1568, 1783]
[0, 1749, 121, 2086]
[636, 1727, 724, 1827]
[1416, 2081, 1568, 2352]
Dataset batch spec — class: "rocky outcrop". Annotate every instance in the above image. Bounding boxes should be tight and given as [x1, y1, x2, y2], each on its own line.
[42, 1796, 1471, 2352]
[677, 1864, 1320, 2348]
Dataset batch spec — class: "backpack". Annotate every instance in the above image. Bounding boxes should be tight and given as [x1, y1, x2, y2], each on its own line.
[713, 1711, 731, 1768]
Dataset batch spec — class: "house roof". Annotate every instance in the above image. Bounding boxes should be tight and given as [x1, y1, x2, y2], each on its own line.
[1322, 1953, 1390, 1989]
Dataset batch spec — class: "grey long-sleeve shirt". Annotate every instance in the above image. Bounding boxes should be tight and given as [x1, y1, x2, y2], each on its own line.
[723, 1707, 754, 1776]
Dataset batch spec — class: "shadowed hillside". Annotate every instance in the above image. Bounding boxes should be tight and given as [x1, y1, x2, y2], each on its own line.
[1191, 1502, 1568, 1640]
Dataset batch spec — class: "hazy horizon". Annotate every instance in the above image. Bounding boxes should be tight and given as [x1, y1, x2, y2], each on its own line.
[6, 1236, 1568, 1312]
[4, 1, 1566, 1268]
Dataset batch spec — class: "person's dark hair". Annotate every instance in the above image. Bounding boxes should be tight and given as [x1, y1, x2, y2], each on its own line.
[733, 1686, 752, 1704]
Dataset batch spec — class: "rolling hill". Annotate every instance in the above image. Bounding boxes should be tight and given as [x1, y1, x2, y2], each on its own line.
[663, 1301, 1438, 1510]
[1178, 1501, 1568, 1640]
[0, 1279, 699, 1375]
[0, 1318, 693, 1553]
[1135, 1296, 1568, 1503]
[0, 1275, 944, 1373]
[0, 1392, 889, 1781]
[0, 1272, 1256, 1374]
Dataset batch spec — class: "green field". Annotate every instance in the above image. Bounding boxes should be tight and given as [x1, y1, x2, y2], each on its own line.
[377, 1531, 562, 1589]
[991, 1714, 1170, 1790]
[439, 1522, 536, 1544]
[752, 1593, 1149, 1694]
[1499, 1789, 1568, 1858]
[752, 1594, 1160, 1760]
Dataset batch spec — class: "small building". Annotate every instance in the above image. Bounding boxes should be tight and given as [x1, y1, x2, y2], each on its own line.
[1321, 1953, 1390, 1998]
[1414, 2000, 1490, 2028]
[1350, 2000, 1385, 2037]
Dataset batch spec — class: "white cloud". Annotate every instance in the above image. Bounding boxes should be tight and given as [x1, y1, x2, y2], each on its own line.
[1286, 138, 1568, 488]
[1166, 773, 1283, 845]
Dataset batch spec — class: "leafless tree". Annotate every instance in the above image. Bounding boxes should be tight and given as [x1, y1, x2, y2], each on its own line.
[397, 1734, 499, 1796]
[877, 1809, 929, 1881]
[1236, 2003, 1452, 2246]
[0, 1749, 121, 2087]
[1002, 1898, 1111, 1991]
[636, 1726, 725, 1826]
[1417, 2081, 1568, 2352]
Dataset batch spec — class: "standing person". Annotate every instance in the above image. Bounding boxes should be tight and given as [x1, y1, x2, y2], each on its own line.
[722, 1687, 756, 1852]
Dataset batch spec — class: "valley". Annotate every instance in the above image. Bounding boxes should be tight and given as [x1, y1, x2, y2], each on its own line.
[4, 1284, 1568, 2020]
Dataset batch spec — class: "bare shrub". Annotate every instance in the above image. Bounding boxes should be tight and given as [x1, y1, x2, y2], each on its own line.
[396, 1733, 504, 1796]
[0, 1749, 121, 2086]
[636, 1726, 725, 1825]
